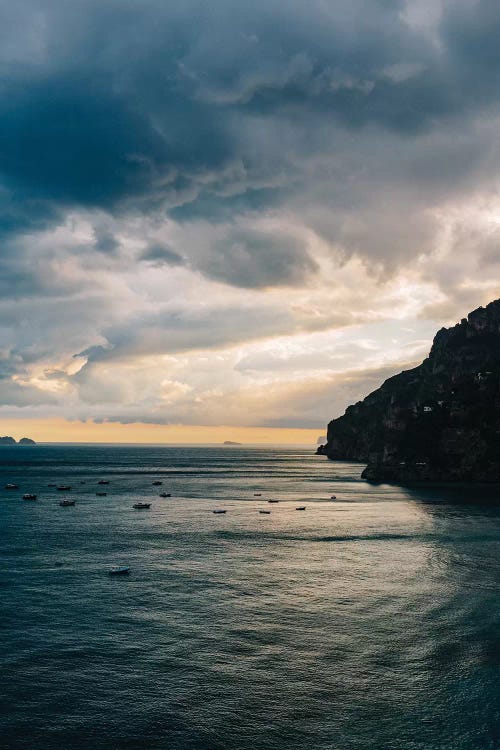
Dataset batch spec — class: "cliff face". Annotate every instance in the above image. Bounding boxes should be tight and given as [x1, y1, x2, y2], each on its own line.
[325, 299, 500, 482]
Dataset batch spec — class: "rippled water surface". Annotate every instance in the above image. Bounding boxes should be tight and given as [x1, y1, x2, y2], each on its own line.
[1, 444, 499, 749]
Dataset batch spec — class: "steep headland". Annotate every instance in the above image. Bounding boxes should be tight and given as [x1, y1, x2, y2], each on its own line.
[322, 299, 500, 482]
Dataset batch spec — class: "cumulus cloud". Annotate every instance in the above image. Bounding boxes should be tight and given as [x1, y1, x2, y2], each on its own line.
[139, 244, 185, 267]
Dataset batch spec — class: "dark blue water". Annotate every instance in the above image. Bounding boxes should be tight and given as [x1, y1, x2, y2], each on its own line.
[1, 445, 499, 749]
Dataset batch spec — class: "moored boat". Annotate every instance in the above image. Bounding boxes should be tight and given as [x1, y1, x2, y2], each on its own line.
[59, 499, 75, 507]
[159, 492, 171, 498]
[212, 509, 227, 514]
[268, 499, 279, 503]
[133, 502, 151, 509]
[57, 485, 71, 491]
[96, 492, 107, 496]
[295, 506, 306, 510]
[259, 510, 271, 514]
[5, 483, 18, 490]
[98, 480, 109, 485]
[152, 480, 162, 485]
[109, 567, 130, 576]
[23, 493, 37, 501]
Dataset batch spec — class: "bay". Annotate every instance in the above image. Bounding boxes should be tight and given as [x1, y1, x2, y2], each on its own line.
[1, 445, 499, 749]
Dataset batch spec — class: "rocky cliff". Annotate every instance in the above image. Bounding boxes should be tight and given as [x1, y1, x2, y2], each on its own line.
[323, 299, 500, 482]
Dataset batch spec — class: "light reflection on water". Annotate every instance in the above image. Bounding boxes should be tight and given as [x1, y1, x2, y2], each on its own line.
[0, 445, 499, 749]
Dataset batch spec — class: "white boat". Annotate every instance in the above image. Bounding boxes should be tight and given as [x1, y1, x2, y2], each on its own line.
[5, 483, 18, 490]
[23, 493, 37, 501]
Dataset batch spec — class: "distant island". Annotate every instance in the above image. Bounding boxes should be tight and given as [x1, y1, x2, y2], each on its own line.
[223, 441, 242, 445]
[0, 436, 36, 446]
[318, 299, 500, 483]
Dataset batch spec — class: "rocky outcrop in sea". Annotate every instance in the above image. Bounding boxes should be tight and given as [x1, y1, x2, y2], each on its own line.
[0, 436, 36, 445]
[323, 299, 500, 482]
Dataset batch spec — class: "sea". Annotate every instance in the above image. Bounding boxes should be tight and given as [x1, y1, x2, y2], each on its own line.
[1, 444, 499, 750]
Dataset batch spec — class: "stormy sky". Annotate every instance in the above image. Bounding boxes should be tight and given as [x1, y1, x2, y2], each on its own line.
[1, 0, 500, 438]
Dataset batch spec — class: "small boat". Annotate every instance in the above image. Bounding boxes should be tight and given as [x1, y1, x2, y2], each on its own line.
[59, 499, 75, 507]
[268, 499, 279, 504]
[98, 480, 109, 485]
[253, 493, 262, 497]
[295, 506, 306, 511]
[96, 492, 107, 496]
[159, 492, 171, 498]
[330, 495, 337, 500]
[57, 485, 71, 491]
[212, 509, 227, 514]
[23, 493, 37, 501]
[259, 510, 271, 514]
[109, 567, 130, 576]
[5, 483, 18, 490]
[152, 480, 162, 486]
[133, 502, 151, 509]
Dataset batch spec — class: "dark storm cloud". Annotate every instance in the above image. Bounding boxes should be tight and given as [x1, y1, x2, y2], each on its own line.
[3, 0, 500, 426]
[2, 0, 500, 247]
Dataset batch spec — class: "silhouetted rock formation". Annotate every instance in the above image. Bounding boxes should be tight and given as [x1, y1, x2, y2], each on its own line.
[0, 436, 36, 446]
[324, 299, 500, 482]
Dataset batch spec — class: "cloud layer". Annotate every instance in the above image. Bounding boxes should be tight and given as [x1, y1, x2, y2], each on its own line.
[1, 0, 500, 430]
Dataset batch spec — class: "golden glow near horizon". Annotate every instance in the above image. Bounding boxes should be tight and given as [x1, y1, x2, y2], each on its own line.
[0, 418, 320, 445]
